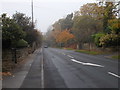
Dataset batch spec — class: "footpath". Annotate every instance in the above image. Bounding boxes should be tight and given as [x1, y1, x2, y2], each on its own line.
[2, 48, 42, 88]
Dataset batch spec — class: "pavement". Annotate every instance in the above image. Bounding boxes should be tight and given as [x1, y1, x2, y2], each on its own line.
[2, 47, 120, 88]
[2, 48, 41, 88]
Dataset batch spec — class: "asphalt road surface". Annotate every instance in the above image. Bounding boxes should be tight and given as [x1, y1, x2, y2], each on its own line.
[2, 47, 119, 88]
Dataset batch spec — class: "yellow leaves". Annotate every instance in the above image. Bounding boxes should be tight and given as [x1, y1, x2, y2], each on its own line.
[51, 30, 61, 40]
[80, 3, 104, 19]
[56, 30, 74, 43]
[108, 19, 120, 32]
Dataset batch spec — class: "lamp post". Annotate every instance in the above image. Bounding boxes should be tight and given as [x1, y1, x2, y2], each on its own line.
[31, 0, 34, 29]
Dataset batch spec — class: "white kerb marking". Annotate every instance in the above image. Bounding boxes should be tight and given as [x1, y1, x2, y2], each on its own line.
[67, 55, 74, 58]
[108, 72, 120, 78]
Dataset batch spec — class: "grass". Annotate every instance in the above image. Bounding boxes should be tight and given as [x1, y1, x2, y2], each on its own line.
[75, 50, 103, 55]
[63, 48, 75, 50]
[112, 55, 120, 60]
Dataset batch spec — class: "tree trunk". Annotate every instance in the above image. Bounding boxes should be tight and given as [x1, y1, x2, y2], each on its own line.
[77, 42, 82, 50]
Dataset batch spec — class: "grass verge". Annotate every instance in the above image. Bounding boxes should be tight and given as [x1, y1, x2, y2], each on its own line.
[63, 48, 75, 50]
[75, 50, 103, 55]
[112, 55, 120, 60]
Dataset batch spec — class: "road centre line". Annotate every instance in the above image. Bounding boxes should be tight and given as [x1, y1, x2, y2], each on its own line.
[67, 55, 74, 58]
[84, 63, 104, 67]
[108, 72, 120, 78]
[71, 59, 104, 67]
[62, 53, 66, 55]
[71, 59, 84, 64]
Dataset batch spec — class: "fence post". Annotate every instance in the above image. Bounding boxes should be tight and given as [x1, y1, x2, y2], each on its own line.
[11, 48, 17, 63]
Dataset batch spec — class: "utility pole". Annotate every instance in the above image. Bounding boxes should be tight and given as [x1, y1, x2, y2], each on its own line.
[31, 0, 34, 29]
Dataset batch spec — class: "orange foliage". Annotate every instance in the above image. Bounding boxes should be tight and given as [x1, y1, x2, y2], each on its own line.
[51, 30, 61, 40]
[56, 30, 74, 43]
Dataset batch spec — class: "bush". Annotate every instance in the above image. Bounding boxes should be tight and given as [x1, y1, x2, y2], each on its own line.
[92, 33, 105, 47]
[99, 34, 120, 47]
[17, 39, 28, 48]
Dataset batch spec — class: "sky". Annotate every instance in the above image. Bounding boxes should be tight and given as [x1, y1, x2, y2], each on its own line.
[1, 0, 98, 32]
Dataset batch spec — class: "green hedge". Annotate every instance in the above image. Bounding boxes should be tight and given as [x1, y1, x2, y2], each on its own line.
[17, 39, 28, 48]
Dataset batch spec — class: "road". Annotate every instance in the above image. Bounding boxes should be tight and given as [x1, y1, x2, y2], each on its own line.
[2, 47, 119, 88]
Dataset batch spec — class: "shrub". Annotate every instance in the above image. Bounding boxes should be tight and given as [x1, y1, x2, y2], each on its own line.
[92, 33, 105, 47]
[17, 39, 28, 48]
[99, 34, 120, 47]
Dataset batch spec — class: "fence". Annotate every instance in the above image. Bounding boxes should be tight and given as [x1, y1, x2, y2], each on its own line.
[2, 47, 32, 72]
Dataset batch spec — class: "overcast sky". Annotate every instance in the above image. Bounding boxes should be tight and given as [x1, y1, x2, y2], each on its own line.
[1, 0, 97, 32]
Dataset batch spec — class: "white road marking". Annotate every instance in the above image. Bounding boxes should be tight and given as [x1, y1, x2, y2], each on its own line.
[62, 53, 66, 55]
[41, 48, 44, 88]
[67, 55, 74, 58]
[71, 59, 85, 64]
[71, 59, 104, 67]
[108, 72, 120, 78]
[84, 63, 104, 67]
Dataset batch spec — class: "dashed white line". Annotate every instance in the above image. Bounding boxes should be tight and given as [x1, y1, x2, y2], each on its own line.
[71, 59, 84, 64]
[62, 53, 66, 55]
[67, 55, 74, 58]
[84, 63, 104, 67]
[71, 59, 104, 67]
[108, 72, 120, 78]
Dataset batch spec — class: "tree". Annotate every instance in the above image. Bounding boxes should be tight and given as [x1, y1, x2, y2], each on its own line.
[72, 15, 103, 49]
[56, 30, 74, 46]
[12, 12, 42, 47]
[98, 18, 120, 47]
[13, 12, 34, 31]
[99, 33, 120, 47]
[25, 29, 42, 47]
[80, 3, 104, 20]
[98, 1, 118, 33]
[92, 33, 105, 47]
[44, 29, 58, 47]
[2, 13, 26, 48]
[61, 13, 73, 30]
[107, 19, 120, 34]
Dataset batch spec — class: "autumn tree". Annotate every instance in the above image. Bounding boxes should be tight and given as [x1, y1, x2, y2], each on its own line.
[56, 30, 74, 47]
[80, 3, 104, 20]
[96, 1, 120, 48]
[72, 14, 103, 49]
